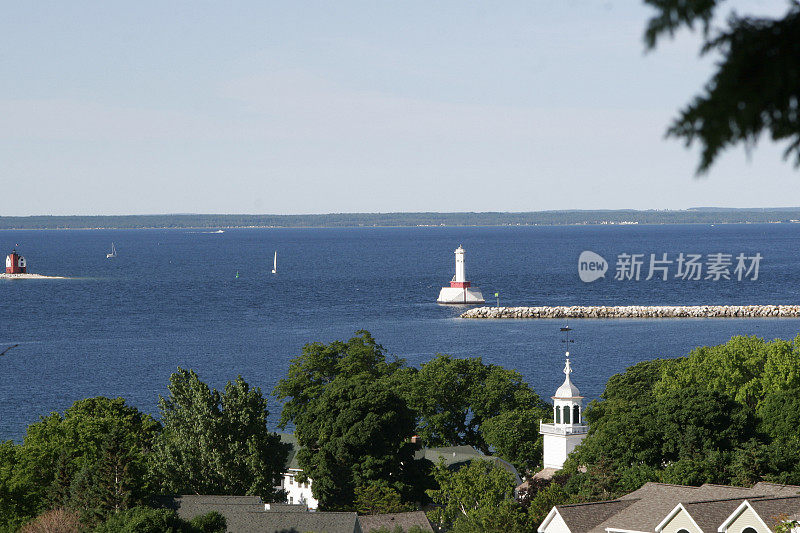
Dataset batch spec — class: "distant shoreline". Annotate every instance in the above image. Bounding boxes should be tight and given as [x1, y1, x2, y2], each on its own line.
[0, 273, 68, 280]
[2, 208, 800, 230]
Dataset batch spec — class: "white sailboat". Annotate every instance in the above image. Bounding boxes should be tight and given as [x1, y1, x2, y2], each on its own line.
[271, 251, 277, 274]
[106, 242, 117, 259]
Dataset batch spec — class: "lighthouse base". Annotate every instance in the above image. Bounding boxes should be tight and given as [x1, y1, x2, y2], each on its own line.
[437, 286, 485, 304]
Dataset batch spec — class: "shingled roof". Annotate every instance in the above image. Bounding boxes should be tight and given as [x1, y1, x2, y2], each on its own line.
[158, 495, 361, 533]
[358, 511, 434, 532]
[548, 499, 636, 531]
[226, 510, 361, 533]
[279, 433, 301, 470]
[540, 482, 800, 533]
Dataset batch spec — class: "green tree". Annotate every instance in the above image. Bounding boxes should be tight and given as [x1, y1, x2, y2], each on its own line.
[644, 0, 800, 173]
[657, 388, 756, 463]
[0, 440, 36, 532]
[188, 511, 226, 533]
[655, 336, 800, 410]
[567, 356, 758, 493]
[93, 507, 189, 533]
[2, 397, 159, 530]
[655, 336, 767, 409]
[355, 482, 415, 515]
[758, 386, 800, 442]
[571, 360, 673, 473]
[524, 481, 571, 527]
[425, 459, 519, 531]
[405, 354, 549, 469]
[150, 369, 288, 501]
[274, 332, 421, 510]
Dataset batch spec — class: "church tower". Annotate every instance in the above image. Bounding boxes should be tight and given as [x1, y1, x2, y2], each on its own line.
[540, 346, 588, 470]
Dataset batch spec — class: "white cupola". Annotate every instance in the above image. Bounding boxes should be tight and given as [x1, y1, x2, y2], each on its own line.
[540, 350, 588, 470]
[553, 353, 583, 426]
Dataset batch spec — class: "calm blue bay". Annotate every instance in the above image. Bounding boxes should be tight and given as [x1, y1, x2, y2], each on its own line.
[2, 224, 799, 441]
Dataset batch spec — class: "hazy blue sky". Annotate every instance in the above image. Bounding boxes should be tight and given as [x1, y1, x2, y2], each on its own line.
[1, 1, 796, 216]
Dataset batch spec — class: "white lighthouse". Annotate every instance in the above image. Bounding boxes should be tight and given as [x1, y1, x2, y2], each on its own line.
[540, 351, 588, 470]
[437, 245, 485, 304]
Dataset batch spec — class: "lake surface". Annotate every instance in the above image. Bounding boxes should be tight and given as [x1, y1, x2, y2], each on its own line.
[2, 224, 800, 441]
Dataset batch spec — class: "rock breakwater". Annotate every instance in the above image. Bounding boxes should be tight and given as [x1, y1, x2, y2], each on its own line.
[460, 305, 800, 319]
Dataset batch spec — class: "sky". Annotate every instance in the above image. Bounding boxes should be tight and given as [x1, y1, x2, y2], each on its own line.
[1, 1, 797, 216]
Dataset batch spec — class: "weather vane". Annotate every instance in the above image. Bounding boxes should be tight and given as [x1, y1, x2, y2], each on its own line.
[560, 325, 574, 349]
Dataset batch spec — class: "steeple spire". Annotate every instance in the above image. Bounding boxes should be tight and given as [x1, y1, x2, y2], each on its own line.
[540, 327, 588, 471]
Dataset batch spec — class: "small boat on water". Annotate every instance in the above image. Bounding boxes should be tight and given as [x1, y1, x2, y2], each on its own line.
[271, 251, 277, 274]
[106, 243, 117, 259]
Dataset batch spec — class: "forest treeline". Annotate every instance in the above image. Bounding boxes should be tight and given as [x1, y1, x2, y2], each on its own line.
[2, 333, 800, 532]
[3, 208, 800, 229]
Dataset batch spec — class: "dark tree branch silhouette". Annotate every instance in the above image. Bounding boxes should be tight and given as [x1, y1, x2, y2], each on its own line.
[645, 0, 800, 173]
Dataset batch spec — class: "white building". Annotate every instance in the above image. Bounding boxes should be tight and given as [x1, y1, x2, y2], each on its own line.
[437, 245, 485, 304]
[276, 434, 319, 509]
[539, 352, 588, 470]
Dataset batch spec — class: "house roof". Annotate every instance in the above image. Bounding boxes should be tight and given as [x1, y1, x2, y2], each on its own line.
[541, 482, 800, 533]
[358, 511, 434, 533]
[157, 494, 267, 523]
[279, 433, 301, 470]
[601, 482, 800, 533]
[747, 496, 800, 531]
[227, 510, 361, 533]
[158, 495, 360, 533]
[553, 500, 636, 531]
[681, 497, 760, 533]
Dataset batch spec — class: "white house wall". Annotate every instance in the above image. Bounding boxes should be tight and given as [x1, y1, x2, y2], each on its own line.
[724, 505, 771, 533]
[659, 508, 702, 533]
[539, 510, 572, 533]
[277, 470, 319, 509]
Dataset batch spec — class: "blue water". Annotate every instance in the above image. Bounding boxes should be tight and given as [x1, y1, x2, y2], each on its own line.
[2, 224, 800, 441]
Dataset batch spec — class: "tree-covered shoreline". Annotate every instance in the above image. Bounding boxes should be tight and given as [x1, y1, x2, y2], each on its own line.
[3, 208, 800, 229]
[3, 332, 800, 531]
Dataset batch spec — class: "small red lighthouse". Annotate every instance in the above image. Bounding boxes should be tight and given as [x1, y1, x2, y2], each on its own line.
[5, 250, 27, 274]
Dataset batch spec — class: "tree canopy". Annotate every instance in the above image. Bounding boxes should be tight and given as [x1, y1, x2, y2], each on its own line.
[274, 332, 549, 510]
[150, 368, 288, 501]
[404, 354, 549, 473]
[274, 332, 420, 509]
[0, 397, 160, 530]
[644, 0, 800, 173]
[425, 459, 525, 533]
[559, 335, 800, 501]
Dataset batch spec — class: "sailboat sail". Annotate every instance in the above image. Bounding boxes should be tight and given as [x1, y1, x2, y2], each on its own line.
[106, 243, 117, 259]
[272, 251, 277, 274]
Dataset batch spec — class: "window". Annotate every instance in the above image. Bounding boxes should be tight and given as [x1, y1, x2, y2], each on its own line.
[289, 476, 293, 485]
[676, 529, 690, 533]
[742, 528, 757, 533]
[555, 407, 560, 424]
[573, 405, 580, 424]
[562, 405, 570, 424]
[289, 496, 293, 504]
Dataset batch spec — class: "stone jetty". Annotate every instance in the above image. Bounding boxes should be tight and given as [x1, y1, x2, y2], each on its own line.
[460, 305, 800, 319]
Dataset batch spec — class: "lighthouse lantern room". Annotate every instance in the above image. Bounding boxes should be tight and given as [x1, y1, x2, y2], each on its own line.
[5, 250, 27, 274]
[437, 245, 485, 304]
